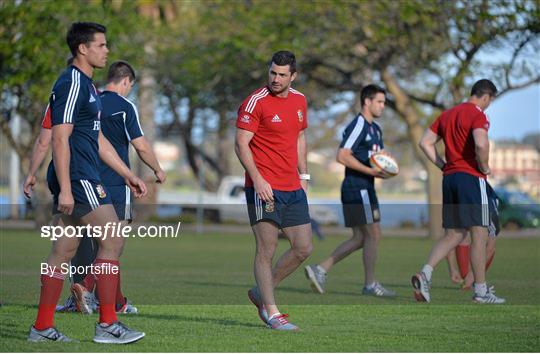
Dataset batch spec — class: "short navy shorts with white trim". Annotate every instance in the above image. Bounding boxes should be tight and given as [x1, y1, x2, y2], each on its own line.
[106, 184, 133, 222]
[48, 178, 112, 218]
[341, 187, 381, 227]
[443, 172, 500, 236]
[245, 187, 311, 228]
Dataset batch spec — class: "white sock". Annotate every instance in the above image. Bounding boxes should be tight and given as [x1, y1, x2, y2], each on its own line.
[421, 265, 434, 281]
[316, 265, 327, 274]
[365, 282, 376, 289]
[474, 282, 488, 296]
[268, 312, 282, 321]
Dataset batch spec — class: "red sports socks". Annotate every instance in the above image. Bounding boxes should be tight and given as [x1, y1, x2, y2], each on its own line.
[34, 267, 65, 330]
[94, 259, 119, 325]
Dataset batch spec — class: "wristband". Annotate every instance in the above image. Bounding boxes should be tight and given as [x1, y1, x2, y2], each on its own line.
[299, 174, 311, 181]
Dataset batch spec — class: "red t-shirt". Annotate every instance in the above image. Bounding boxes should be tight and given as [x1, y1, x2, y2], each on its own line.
[41, 104, 52, 129]
[430, 102, 490, 178]
[236, 86, 308, 191]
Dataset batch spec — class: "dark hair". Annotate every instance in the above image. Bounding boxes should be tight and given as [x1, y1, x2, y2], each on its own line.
[471, 79, 498, 98]
[360, 84, 386, 107]
[107, 60, 136, 84]
[66, 57, 74, 66]
[66, 22, 107, 57]
[270, 50, 297, 73]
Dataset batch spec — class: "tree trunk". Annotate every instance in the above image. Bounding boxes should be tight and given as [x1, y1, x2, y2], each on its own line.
[135, 3, 161, 220]
[382, 69, 443, 239]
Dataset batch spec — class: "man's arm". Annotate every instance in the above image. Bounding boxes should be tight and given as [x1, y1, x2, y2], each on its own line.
[23, 128, 52, 198]
[297, 130, 309, 191]
[336, 148, 390, 178]
[234, 128, 273, 201]
[130, 137, 166, 183]
[472, 128, 490, 175]
[52, 124, 74, 215]
[98, 131, 147, 197]
[418, 129, 446, 170]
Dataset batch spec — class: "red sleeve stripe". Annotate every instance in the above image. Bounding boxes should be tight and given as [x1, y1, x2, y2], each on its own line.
[245, 87, 269, 113]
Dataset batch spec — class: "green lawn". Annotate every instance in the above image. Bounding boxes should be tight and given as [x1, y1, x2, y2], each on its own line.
[1, 229, 539, 351]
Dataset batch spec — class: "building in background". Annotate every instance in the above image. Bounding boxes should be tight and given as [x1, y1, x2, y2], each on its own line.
[489, 141, 540, 197]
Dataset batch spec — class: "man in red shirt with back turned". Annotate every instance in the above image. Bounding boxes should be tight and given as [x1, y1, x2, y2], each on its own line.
[235, 51, 312, 331]
[412, 79, 505, 304]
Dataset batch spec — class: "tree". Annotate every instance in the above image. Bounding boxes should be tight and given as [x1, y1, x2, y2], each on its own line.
[0, 0, 149, 222]
[291, 0, 539, 238]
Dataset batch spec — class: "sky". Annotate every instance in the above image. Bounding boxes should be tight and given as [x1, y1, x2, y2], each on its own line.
[486, 83, 539, 141]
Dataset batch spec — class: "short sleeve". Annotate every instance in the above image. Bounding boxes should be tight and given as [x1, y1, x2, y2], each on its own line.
[51, 74, 82, 126]
[430, 115, 442, 136]
[125, 101, 144, 141]
[236, 97, 262, 133]
[471, 111, 490, 131]
[41, 104, 52, 129]
[301, 97, 308, 130]
[339, 116, 367, 150]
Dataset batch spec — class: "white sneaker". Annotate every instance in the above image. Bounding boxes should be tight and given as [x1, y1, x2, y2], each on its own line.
[411, 272, 431, 302]
[473, 288, 506, 304]
[305, 265, 326, 294]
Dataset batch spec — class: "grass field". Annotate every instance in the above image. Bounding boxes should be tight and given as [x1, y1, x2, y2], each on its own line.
[1, 228, 539, 352]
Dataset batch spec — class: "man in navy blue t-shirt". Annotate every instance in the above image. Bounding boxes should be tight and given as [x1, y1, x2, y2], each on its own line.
[305, 84, 396, 297]
[29, 22, 146, 344]
[63, 61, 166, 314]
[100, 60, 165, 222]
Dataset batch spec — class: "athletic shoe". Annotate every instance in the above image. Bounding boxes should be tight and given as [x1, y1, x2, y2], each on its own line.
[71, 283, 94, 314]
[27, 326, 76, 342]
[247, 287, 269, 324]
[117, 298, 138, 314]
[267, 313, 299, 331]
[411, 272, 431, 302]
[362, 282, 396, 297]
[56, 294, 77, 312]
[473, 287, 506, 304]
[304, 265, 326, 294]
[93, 321, 145, 344]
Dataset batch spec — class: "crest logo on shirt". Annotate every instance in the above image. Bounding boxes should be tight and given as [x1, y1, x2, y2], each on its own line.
[96, 184, 107, 199]
[89, 95, 96, 103]
[366, 134, 372, 142]
[241, 114, 250, 123]
[264, 200, 275, 213]
[297, 110, 303, 122]
[271, 114, 282, 123]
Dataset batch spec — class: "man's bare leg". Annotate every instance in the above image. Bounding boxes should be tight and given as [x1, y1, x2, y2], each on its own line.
[445, 248, 464, 284]
[318, 227, 364, 272]
[251, 221, 279, 316]
[470, 226, 488, 285]
[272, 222, 312, 286]
[361, 223, 381, 286]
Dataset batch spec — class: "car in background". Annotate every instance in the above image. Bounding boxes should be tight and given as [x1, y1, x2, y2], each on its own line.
[494, 187, 540, 229]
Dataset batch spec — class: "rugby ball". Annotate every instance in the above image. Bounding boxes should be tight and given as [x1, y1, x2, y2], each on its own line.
[370, 152, 399, 176]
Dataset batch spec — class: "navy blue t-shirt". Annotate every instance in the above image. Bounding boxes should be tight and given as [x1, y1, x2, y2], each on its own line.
[98, 91, 144, 186]
[339, 114, 384, 189]
[47, 65, 102, 184]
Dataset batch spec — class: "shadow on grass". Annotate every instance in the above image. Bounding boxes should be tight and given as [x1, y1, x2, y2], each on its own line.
[136, 312, 261, 329]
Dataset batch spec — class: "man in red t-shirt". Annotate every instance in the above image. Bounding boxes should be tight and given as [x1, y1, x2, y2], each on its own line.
[412, 79, 505, 304]
[235, 51, 312, 331]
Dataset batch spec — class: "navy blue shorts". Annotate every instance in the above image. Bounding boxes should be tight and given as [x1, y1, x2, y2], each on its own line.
[443, 172, 500, 236]
[341, 187, 380, 227]
[245, 187, 310, 228]
[106, 185, 133, 222]
[48, 178, 112, 218]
